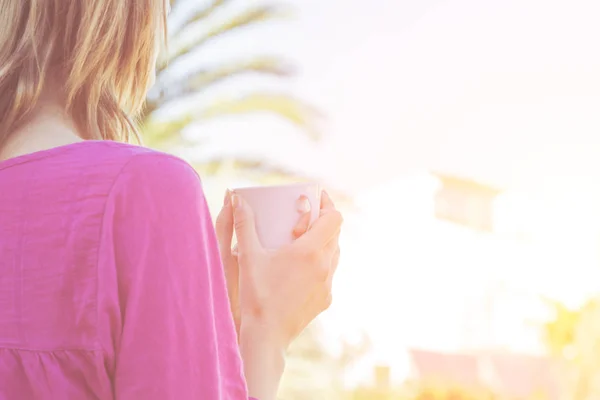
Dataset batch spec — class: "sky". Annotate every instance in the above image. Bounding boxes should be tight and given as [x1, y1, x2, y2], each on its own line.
[295, 0, 600, 192]
[171, 0, 600, 195]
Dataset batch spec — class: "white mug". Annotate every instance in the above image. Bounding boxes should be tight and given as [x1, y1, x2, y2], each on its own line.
[233, 183, 321, 249]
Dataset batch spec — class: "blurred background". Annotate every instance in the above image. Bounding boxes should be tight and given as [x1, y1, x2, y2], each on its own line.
[145, 0, 600, 398]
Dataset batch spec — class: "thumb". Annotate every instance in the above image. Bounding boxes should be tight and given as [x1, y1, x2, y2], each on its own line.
[215, 190, 234, 257]
[231, 193, 262, 253]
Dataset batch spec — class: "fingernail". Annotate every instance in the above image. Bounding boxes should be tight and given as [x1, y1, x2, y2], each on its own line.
[231, 194, 241, 210]
[224, 189, 231, 206]
[297, 196, 311, 213]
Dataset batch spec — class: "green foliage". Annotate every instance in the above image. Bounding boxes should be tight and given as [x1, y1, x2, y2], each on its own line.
[141, 115, 194, 149]
[141, 0, 321, 177]
[184, 57, 294, 94]
[541, 296, 600, 400]
[199, 93, 322, 140]
[278, 324, 371, 400]
[540, 296, 581, 358]
[347, 384, 494, 400]
[159, 4, 292, 69]
[141, 4, 355, 395]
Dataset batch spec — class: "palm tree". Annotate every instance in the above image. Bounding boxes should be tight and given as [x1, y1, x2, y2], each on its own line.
[141, 0, 323, 183]
[541, 296, 600, 400]
[142, 6, 355, 398]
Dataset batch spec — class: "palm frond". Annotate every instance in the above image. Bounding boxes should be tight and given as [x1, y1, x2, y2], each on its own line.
[157, 57, 294, 105]
[169, 0, 234, 38]
[198, 93, 323, 141]
[140, 100, 160, 123]
[141, 114, 194, 148]
[146, 1, 329, 187]
[187, 57, 294, 93]
[160, 4, 291, 70]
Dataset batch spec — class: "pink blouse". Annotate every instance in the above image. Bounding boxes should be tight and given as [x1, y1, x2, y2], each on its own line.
[0, 141, 257, 399]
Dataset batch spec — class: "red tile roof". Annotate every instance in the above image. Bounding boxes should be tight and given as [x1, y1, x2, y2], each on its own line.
[408, 349, 562, 400]
[488, 353, 561, 399]
[409, 349, 481, 388]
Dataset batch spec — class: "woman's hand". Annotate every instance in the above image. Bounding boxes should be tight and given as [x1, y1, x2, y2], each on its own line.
[236, 190, 342, 347]
[215, 189, 343, 400]
[215, 190, 341, 346]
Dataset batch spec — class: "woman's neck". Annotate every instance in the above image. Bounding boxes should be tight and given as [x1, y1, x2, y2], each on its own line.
[0, 100, 83, 162]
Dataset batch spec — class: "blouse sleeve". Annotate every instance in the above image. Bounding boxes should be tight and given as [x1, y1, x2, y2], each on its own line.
[104, 153, 252, 400]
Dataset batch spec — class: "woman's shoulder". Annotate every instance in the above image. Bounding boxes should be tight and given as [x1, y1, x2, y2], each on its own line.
[0, 140, 204, 209]
[78, 140, 197, 176]
[92, 142, 207, 213]
[104, 142, 202, 194]
[54, 140, 203, 193]
[0, 140, 198, 184]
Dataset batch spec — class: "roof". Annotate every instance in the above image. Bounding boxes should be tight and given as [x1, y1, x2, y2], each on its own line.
[432, 172, 503, 196]
[408, 349, 562, 399]
[487, 353, 561, 399]
[409, 349, 481, 389]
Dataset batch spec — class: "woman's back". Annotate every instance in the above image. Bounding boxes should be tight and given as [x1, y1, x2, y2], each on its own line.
[0, 141, 248, 399]
[0, 1, 343, 398]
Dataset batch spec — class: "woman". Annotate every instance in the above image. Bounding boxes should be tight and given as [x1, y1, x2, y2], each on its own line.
[0, 1, 342, 400]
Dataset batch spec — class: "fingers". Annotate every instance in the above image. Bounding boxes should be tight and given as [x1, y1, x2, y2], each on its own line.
[293, 212, 311, 238]
[320, 190, 336, 213]
[231, 192, 263, 254]
[325, 230, 340, 251]
[216, 190, 239, 290]
[298, 189, 340, 248]
[215, 190, 234, 257]
[296, 208, 343, 251]
[293, 196, 312, 239]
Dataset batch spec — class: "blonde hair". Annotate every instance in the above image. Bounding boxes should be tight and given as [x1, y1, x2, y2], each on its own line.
[0, 0, 167, 143]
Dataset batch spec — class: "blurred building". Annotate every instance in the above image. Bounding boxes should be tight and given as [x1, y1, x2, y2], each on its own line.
[433, 172, 501, 233]
[319, 171, 600, 391]
[408, 349, 563, 400]
[391, 172, 587, 399]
